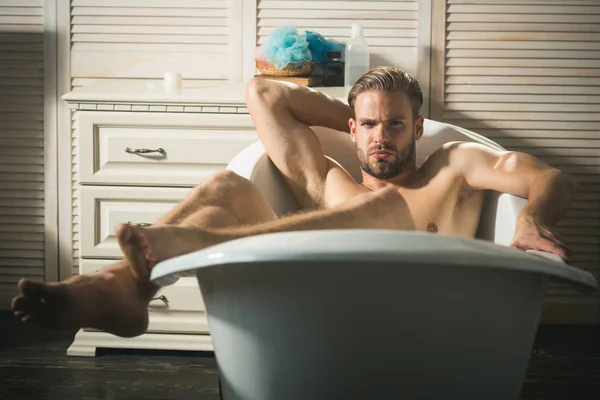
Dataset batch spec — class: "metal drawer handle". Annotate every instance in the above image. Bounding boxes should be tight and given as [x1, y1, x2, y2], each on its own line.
[126, 221, 152, 227]
[150, 295, 169, 306]
[125, 147, 166, 156]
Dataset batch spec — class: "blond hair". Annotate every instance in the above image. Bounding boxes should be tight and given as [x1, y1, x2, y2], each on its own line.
[348, 66, 423, 118]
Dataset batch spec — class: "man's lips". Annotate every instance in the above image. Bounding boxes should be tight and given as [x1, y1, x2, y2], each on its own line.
[371, 150, 394, 160]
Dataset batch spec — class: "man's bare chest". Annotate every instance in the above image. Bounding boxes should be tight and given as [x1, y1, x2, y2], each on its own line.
[322, 165, 484, 238]
[399, 180, 484, 237]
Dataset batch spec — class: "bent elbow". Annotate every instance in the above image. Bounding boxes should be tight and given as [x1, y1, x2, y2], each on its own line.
[561, 170, 578, 197]
[547, 168, 577, 201]
[245, 77, 283, 107]
[245, 77, 267, 103]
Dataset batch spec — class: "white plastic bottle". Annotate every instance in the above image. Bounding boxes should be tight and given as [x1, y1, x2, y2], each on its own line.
[344, 24, 370, 94]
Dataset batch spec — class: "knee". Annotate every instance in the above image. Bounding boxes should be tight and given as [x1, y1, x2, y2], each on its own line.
[370, 187, 413, 229]
[189, 170, 252, 200]
[206, 170, 244, 186]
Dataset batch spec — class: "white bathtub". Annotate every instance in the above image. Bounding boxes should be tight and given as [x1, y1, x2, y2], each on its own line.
[151, 120, 598, 399]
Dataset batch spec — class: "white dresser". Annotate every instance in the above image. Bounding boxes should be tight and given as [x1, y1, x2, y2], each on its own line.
[63, 81, 255, 356]
[62, 80, 344, 356]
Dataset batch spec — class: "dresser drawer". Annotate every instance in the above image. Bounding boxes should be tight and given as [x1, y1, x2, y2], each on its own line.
[79, 186, 192, 259]
[80, 259, 206, 312]
[80, 259, 209, 334]
[77, 111, 258, 186]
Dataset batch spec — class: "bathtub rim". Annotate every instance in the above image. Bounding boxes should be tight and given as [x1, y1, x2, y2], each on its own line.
[150, 230, 597, 293]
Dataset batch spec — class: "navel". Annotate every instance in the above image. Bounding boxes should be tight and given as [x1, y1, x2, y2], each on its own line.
[426, 223, 438, 233]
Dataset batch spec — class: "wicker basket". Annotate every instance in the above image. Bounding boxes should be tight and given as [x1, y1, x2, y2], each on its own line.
[255, 60, 317, 77]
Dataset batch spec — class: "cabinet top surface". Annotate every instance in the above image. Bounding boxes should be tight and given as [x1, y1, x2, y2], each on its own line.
[62, 79, 346, 106]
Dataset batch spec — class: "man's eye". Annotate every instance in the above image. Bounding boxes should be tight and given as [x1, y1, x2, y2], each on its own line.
[390, 121, 403, 126]
[362, 122, 374, 127]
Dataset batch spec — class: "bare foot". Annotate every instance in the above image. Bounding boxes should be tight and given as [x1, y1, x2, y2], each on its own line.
[11, 266, 152, 338]
[116, 223, 227, 269]
[9, 224, 173, 337]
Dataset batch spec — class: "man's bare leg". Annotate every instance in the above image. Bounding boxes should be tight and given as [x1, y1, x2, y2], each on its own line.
[11, 171, 277, 337]
[119, 187, 415, 268]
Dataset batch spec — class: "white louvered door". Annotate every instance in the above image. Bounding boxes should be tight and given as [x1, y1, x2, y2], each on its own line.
[0, 0, 56, 306]
[255, 0, 428, 100]
[432, 0, 600, 323]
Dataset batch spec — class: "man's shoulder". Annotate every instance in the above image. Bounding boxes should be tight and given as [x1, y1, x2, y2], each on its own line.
[424, 141, 497, 176]
[425, 141, 471, 164]
[437, 141, 497, 161]
[438, 140, 478, 152]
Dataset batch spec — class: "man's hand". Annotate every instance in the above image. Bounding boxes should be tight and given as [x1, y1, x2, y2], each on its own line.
[511, 215, 570, 262]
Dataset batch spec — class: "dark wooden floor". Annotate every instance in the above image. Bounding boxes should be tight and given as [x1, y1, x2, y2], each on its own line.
[1, 311, 598, 400]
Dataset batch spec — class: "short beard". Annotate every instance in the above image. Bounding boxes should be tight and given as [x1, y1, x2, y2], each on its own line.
[357, 137, 416, 179]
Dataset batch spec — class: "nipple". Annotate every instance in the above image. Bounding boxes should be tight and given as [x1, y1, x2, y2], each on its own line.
[426, 223, 438, 233]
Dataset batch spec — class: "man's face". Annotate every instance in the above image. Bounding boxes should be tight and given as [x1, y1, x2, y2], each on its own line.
[349, 91, 423, 179]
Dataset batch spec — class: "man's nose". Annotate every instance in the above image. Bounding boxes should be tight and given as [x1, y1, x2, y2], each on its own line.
[373, 124, 391, 144]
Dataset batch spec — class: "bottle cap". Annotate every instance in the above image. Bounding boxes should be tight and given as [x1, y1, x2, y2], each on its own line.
[352, 24, 363, 38]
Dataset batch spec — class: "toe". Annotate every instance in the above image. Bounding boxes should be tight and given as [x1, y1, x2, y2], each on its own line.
[118, 224, 152, 279]
[17, 279, 46, 299]
[12, 296, 42, 325]
[11, 294, 22, 311]
[18, 279, 64, 302]
[115, 223, 134, 244]
[129, 226, 154, 262]
[12, 295, 43, 314]
[22, 314, 36, 324]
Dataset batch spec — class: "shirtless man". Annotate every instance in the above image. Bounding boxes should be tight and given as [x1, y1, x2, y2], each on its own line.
[12, 66, 575, 337]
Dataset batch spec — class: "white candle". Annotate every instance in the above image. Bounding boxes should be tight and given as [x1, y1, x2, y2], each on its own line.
[163, 72, 182, 91]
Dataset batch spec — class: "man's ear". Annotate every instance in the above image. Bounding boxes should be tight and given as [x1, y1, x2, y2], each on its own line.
[349, 118, 356, 143]
[414, 115, 425, 141]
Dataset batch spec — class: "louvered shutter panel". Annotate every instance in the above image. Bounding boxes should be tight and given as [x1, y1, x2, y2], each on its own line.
[435, 0, 600, 323]
[70, 0, 232, 82]
[0, 0, 46, 297]
[257, 1, 421, 79]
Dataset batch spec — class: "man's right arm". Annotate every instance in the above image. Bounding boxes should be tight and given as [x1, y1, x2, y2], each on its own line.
[245, 78, 353, 209]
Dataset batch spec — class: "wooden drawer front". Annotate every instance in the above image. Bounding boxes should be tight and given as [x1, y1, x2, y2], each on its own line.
[77, 111, 258, 186]
[80, 259, 209, 334]
[79, 186, 192, 259]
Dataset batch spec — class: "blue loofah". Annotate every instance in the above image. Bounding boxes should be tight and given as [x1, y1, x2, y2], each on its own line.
[306, 30, 346, 68]
[259, 25, 312, 69]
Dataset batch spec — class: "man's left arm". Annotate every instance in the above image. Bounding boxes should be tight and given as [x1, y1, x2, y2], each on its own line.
[448, 142, 577, 261]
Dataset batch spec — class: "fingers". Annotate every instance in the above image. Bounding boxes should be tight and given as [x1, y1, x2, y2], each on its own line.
[539, 232, 571, 261]
[536, 238, 570, 261]
[540, 229, 567, 249]
[511, 236, 571, 262]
